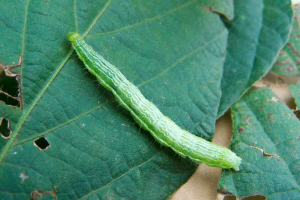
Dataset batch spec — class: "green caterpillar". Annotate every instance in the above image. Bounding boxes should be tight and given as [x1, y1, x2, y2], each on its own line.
[67, 32, 242, 170]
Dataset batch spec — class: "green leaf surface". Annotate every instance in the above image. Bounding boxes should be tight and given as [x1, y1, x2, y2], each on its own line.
[0, 0, 232, 199]
[218, 0, 293, 117]
[219, 88, 300, 199]
[271, 4, 300, 77]
[0, 0, 26, 65]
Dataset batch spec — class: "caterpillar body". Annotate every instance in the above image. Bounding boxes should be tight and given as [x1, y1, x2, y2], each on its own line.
[67, 32, 242, 170]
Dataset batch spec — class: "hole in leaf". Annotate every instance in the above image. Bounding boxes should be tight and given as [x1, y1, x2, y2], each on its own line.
[294, 110, 300, 119]
[31, 190, 57, 200]
[34, 137, 50, 150]
[0, 56, 22, 107]
[0, 71, 20, 107]
[0, 118, 12, 139]
[223, 195, 237, 200]
[241, 195, 266, 200]
[262, 71, 299, 86]
[19, 172, 29, 183]
[238, 128, 245, 134]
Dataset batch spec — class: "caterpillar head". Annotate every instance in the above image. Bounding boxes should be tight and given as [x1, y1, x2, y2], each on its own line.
[68, 32, 81, 42]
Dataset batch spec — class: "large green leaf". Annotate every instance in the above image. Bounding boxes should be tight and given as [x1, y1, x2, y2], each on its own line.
[0, 0, 295, 199]
[219, 88, 300, 199]
[0, 0, 233, 199]
[218, 0, 293, 117]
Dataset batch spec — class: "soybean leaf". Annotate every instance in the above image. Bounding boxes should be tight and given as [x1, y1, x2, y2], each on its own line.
[219, 88, 300, 199]
[0, 0, 232, 199]
[271, 4, 300, 77]
[218, 0, 293, 117]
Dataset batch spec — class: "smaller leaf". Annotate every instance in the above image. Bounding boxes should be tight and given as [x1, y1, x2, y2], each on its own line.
[219, 88, 300, 199]
[218, 0, 293, 117]
[271, 5, 300, 77]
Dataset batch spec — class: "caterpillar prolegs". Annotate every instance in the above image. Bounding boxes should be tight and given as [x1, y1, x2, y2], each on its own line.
[67, 32, 242, 170]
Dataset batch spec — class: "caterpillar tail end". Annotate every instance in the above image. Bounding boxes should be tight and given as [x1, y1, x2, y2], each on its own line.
[68, 32, 81, 42]
[232, 156, 242, 171]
